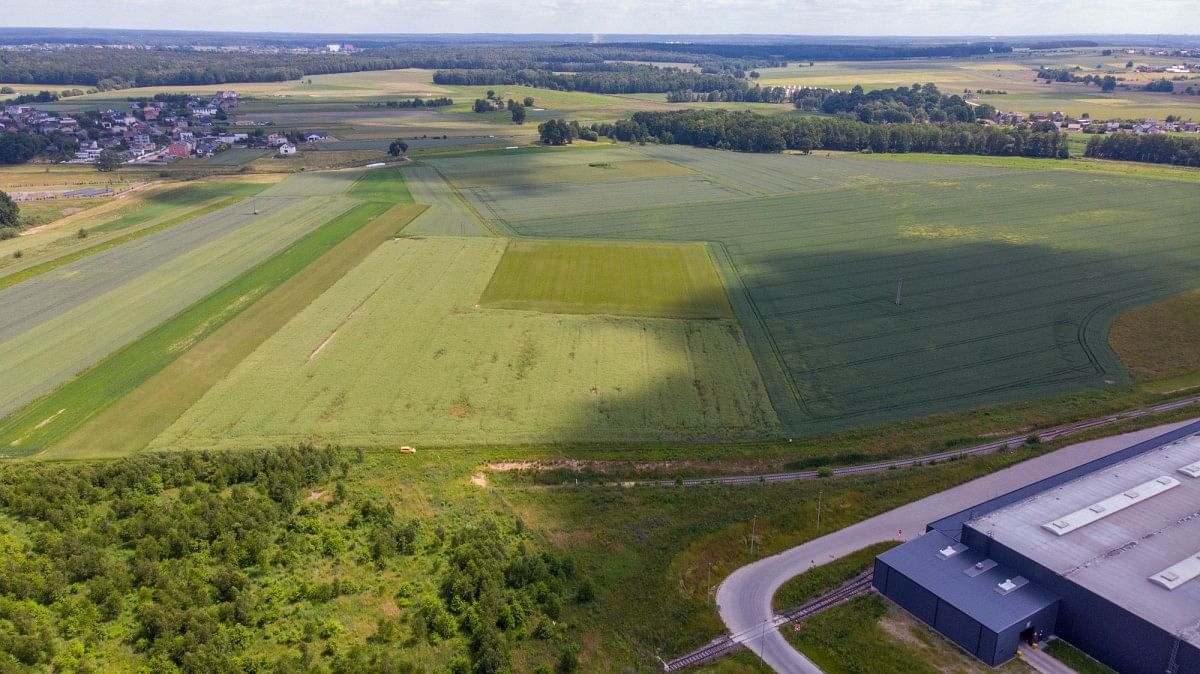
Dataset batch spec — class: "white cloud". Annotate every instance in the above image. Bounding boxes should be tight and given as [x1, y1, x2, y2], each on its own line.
[9, 0, 1200, 36]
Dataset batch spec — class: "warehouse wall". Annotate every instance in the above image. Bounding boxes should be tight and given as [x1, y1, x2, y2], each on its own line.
[873, 557, 1004, 664]
[979, 535, 1191, 674]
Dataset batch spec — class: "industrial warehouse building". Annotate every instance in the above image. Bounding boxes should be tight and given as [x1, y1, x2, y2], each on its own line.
[874, 420, 1200, 673]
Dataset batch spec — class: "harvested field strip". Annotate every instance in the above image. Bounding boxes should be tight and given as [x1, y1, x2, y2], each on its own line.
[49, 203, 427, 458]
[88, 180, 270, 234]
[0, 198, 371, 455]
[0, 194, 249, 291]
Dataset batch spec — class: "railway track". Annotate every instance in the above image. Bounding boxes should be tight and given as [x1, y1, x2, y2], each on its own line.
[640, 394, 1200, 489]
[663, 572, 875, 671]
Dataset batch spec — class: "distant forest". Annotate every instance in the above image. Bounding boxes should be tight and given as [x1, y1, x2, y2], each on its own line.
[584, 109, 1069, 158]
[433, 65, 748, 95]
[0, 41, 1010, 90]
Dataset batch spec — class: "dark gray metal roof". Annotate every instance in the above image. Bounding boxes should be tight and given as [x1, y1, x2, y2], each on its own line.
[878, 530, 1059, 632]
[967, 433, 1200, 648]
[927, 419, 1200, 539]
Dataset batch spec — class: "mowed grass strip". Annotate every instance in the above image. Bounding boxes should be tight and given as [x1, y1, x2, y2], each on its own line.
[1110, 288, 1200, 385]
[0, 193, 417, 458]
[479, 240, 734, 319]
[49, 202, 427, 458]
[0, 194, 250, 291]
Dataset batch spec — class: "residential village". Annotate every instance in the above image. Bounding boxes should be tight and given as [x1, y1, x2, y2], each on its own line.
[2, 79, 1200, 169]
[0, 90, 329, 165]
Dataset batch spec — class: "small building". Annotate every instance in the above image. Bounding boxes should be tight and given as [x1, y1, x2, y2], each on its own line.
[166, 142, 191, 158]
[278, 143, 297, 156]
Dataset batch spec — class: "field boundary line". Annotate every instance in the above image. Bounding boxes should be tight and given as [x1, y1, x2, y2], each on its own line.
[426, 164, 507, 237]
[708, 241, 810, 425]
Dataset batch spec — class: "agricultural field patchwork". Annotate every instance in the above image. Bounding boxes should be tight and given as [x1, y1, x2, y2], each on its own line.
[0, 195, 357, 421]
[480, 240, 733, 319]
[151, 236, 778, 450]
[453, 146, 1200, 433]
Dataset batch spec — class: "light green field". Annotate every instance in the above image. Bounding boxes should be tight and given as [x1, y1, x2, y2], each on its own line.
[51, 202, 426, 459]
[0, 178, 281, 283]
[151, 236, 778, 450]
[0, 195, 356, 425]
[480, 240, 733, 319]
[398, 164, 492, 236]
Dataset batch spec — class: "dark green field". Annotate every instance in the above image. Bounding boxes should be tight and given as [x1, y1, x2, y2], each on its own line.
[438, 147, 1200, 434]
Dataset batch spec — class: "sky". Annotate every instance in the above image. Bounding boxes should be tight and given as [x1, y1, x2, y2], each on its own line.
[8, 0, 1200, 37]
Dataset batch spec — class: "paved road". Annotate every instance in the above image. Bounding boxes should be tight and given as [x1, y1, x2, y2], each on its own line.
[715, 419, 1197, 674]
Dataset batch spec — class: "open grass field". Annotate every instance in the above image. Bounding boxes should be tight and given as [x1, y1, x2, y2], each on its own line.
[1110, 288, 1200, 384]
[149, 235, 777, 450]
[197, 147, 271, 165]
[441, 145, 1200, 433]
[480, 240, 733, 319]
[786, 595, 1033, 674]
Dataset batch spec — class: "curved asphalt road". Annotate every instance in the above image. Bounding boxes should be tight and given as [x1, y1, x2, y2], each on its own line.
[715, 419, 1198, 674]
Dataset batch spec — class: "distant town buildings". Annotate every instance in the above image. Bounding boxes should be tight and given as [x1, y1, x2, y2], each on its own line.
[0, 89, 325, 165]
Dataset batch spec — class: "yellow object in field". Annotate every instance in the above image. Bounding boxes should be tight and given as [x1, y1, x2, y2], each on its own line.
[400, 446, 416, 454]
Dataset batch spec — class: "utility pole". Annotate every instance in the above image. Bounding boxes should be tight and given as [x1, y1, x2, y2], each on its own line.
[895, 276, 904, 306]
[816, 491, 823, 534]
[750, 515, 757, 557]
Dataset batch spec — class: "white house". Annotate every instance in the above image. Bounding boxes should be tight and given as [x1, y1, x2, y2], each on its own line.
[278, 143, 297, 156]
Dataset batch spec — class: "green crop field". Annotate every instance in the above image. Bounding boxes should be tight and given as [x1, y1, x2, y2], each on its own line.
[434, 145, 1200, 434]
[480, 240, 733, 319]
[398, 164, 492, 236]
[150, 235, 777, 450]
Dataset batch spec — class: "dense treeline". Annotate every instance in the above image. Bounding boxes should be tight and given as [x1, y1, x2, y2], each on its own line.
[667, 85, 789, 103]
[434, 65, 747, 95]
[0, 447, 586, 672]
[1084, 132, 1200, 166]
[587, 110, 1068, 158]
[0, 129, 78, 165]
[604, 41, 1010, 61]
[792, 83, 989, 123]
[0, 41, 1012, 89]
